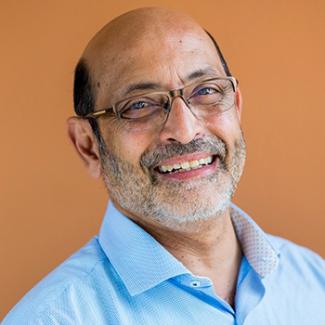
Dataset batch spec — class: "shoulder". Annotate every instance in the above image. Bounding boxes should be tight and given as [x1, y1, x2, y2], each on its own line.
[267, 234, 325, 283]
[2, 237, 114, 325]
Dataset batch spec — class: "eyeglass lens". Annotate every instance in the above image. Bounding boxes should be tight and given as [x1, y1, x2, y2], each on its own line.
[116, 78, 236, 131]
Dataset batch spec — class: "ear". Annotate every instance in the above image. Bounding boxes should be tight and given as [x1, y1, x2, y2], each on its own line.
[235, 87, 243, 122]
[67, 117, 101, 179]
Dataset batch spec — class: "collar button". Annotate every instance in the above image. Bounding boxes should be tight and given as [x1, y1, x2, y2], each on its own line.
[190, 281, 200, 287]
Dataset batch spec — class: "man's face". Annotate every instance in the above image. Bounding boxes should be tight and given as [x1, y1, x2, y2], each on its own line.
[91, 26, 246, 228]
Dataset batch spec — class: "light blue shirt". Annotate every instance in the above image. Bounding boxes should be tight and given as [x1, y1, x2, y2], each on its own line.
[3, 202, 325, 324]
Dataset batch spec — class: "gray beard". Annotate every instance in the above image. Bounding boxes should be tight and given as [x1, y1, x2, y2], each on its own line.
[98, 134, 246, 228]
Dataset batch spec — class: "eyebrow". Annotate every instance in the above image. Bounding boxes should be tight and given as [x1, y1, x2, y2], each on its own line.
[185, 67, 219, 81]
[123, 67, 220, 96]
[124, 82, 161, 96]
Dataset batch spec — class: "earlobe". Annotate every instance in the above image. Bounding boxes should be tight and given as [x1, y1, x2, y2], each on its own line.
[67, 117, 102, 179]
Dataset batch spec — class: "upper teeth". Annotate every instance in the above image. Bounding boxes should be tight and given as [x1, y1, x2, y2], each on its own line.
[159, 156, 213, 173]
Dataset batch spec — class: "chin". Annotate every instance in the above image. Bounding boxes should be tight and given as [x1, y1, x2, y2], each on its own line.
[141, 179, 233, 226]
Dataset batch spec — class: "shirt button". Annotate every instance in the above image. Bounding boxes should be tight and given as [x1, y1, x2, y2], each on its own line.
[190, 281, 200, 287]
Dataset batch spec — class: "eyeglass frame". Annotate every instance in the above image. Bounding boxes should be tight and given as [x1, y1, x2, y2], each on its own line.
[84, 76, 238, 121]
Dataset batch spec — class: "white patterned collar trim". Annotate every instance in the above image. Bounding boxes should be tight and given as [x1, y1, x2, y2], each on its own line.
[230, 204, 280, 278]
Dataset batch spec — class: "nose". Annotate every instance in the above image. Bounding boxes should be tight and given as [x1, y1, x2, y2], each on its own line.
[158, 96, 205, 144]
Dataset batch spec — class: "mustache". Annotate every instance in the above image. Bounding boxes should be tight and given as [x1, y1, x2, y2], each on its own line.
[140, 137, 228, 170]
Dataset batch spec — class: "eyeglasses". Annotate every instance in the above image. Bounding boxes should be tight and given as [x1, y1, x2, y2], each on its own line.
[85, 76, 238, 131]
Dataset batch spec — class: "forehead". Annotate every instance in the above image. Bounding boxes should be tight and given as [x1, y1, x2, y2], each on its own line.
[88, 29, 225, 106]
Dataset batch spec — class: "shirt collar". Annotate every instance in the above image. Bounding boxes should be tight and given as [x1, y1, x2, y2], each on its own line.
[230, 204, 280, 278]
[98, 202, 280, 296]
[98, 202, 188, 296]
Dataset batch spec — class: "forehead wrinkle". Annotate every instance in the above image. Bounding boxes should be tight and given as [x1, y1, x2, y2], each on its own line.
[114, 65, 225, 102]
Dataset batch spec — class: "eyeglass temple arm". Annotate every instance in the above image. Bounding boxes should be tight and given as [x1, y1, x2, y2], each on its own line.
[85, 107, 114, 119]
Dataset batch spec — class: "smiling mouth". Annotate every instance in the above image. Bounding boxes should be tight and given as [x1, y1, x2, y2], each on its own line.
[155, 154, 217, 175]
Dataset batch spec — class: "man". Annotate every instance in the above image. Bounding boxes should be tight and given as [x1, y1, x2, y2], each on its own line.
[3, 7, 325, 325]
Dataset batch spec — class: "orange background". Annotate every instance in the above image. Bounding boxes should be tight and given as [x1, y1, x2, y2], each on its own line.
[1, 0, 324, 318]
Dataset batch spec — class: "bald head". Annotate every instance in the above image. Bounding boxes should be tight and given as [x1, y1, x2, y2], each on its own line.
[74, 7, 231, 117]
[84, 7, 203, 56]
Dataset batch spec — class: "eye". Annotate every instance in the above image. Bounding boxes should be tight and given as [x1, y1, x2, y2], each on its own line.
[119, 96, 164, 119]
[188, 82, 227, 106]
[129, 101, 148, 110]
[196, 87, 217, 96]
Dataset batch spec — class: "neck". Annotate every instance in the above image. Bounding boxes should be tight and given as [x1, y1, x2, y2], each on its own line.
[136, 206, 242, 307]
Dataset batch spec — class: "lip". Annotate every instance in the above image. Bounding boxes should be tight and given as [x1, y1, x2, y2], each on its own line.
[157, 152, 215, 167]
[155, 155, 219, 181]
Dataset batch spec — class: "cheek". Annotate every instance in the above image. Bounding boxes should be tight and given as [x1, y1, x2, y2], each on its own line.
[206, 110, 242, 139]
[104, 126, 154, 165]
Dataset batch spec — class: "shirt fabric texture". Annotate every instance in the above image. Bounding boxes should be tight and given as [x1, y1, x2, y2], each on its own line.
[3, 202, 325, 325]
